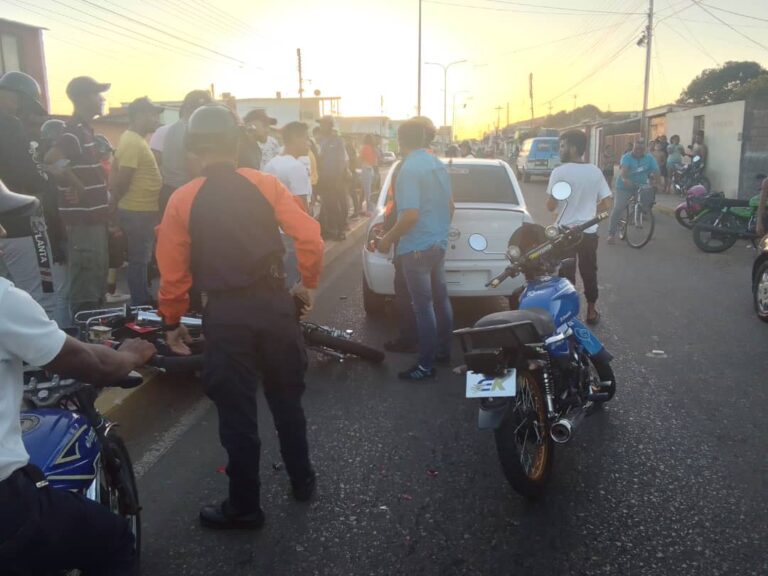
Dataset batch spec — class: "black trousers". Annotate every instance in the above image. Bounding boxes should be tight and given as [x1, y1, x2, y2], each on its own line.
[0, 465, 136, 575]
[561, 232, 599, 304]
[318, 177, 347, 235]
[202, 291, 313, 513]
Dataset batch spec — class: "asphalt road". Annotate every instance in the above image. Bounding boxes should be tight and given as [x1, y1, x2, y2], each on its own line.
[118, 179, 768, 576]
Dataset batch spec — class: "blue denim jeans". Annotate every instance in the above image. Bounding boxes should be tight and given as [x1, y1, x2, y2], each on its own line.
[118, 210, 158, 306]
[393, 255, 417, 344]
[608, 188, 634, 236]
[400, 245, 453, 369]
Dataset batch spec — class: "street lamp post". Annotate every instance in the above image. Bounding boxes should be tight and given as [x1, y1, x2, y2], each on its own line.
[425, 59, 468, 127]
[452, 91, 471, 140]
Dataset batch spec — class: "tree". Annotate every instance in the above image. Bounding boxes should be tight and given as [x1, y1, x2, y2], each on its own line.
[733, 74, 768, 104]
[678, 61, 767, 105]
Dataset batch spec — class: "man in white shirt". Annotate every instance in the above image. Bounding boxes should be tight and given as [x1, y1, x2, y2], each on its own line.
[242, 109, 280, 170]
[0, 207, 155, 575]
[546, 130, 612, 325]
[264, 121, 312, 287]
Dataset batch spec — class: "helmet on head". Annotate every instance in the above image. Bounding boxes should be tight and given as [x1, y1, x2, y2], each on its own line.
[0, 71, 46, 115]
[186, 104, 241, 154]
[40, 119, 66, 142]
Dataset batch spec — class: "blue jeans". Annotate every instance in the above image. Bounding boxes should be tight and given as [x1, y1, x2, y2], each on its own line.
[119, 210, 158, 306]
[608, 188, 634, 236]
[400, 245, 453, 369]
[394, 255, 417, 344]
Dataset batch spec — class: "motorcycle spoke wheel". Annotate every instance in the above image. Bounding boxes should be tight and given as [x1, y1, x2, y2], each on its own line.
[755, 264, 768, 322]
[494, 370, 553, 499]
[692, 212, 738, 253]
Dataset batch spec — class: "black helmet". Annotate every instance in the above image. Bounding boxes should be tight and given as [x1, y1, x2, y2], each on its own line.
[187, 104, 241, 154]
[40, 119, 66, 142]
[94, 134, 113, 157]
[0, 71, 46, 116]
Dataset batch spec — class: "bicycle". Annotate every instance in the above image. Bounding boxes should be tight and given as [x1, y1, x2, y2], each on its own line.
[618, 185, 656, 249]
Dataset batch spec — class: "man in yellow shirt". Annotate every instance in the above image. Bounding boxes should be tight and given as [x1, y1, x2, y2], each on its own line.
[112, 97, 163, 305]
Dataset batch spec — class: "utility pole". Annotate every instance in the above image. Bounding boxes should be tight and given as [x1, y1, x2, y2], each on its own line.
[297, 48, 304, 120]
[529, 73, 535, 128]
[417, 0, 422, 116]
[547, 101, 552, 116]
[425, 60, 467, 127]
[641, 0, 654, 139]
[495, 105, 503, 131]
[506, 102, 509, 128]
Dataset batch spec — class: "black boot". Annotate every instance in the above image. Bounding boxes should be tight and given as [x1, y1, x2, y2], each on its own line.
[291, 472, 317, 502]
[199, 499, 265, 530]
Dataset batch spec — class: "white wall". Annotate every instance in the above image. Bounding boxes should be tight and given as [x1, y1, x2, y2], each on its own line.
[665, 101, 745, 198]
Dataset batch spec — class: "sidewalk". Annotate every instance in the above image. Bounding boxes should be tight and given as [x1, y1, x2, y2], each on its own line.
[96, 214, 371, 415]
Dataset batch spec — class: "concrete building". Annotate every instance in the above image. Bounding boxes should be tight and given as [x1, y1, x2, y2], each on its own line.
[231, 95, 340, 127]
[0, 18, 48, 110]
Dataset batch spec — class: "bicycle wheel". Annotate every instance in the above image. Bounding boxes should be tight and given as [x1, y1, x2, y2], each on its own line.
[623, 200, 655, 248]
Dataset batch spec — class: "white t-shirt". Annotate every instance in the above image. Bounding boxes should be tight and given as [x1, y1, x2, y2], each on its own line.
[0, 278, 66, 481]
[264, 154, 312, 199]
[546, 163, 612, 234]
[149, 124, 171, 153]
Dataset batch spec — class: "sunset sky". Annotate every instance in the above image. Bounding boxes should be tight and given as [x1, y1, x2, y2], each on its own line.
[3, 0, 768, 137]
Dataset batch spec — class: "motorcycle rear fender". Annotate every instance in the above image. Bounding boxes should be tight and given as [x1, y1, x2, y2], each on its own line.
[478, 399, 510, 430]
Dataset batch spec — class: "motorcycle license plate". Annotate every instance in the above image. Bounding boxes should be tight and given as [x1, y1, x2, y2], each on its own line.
[465, 369, 517, 398]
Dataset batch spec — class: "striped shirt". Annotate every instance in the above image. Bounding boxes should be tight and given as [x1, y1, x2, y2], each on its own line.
[55, 118, 109, 225]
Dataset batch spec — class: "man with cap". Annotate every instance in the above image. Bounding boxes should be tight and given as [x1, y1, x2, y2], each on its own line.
[45, 76, 111, 314]
[0, 71, 67, 325]
[156, 104, 324, 528]
[316, 115, 349, 240]
[157, 89, 212, 213]
[239, 108, 280, 170]
[111, 97, 164, 306]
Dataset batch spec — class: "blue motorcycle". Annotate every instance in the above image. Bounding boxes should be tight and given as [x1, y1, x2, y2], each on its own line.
[455, 182, 616, 498]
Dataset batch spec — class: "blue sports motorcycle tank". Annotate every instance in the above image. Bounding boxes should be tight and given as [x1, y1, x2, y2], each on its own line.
[518, 276, 580, 328]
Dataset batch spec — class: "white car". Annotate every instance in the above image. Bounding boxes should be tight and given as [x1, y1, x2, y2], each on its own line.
[361, 158, 533, 314]
[381, 151, 397, 166]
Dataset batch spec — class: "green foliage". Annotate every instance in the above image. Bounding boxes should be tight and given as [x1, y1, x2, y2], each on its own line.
[733, 74, 768, 104]
[678, 61, 767, 105]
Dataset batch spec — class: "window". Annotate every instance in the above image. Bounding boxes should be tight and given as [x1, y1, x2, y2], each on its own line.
[0, 33, 20, 75]
[446, 164, 519, 204]
[533, 140, 556, 153]
[693, 115, 705, 140]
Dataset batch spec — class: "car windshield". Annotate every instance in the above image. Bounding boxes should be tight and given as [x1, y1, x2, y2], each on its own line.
[533, 140, 556, 152]
[445, 164, 519, 204]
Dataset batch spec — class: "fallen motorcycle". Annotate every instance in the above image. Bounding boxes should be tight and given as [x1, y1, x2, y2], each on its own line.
[455, 182, 615, 499]
[691, 194, 764, 253]
[674, 184, 723, 230]
[671, 155, 710, 196]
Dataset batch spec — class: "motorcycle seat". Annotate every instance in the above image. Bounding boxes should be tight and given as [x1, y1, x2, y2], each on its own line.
[0, 179, 38, 218]
[474, 308, 555, 340]
[706, 197, 750, 208]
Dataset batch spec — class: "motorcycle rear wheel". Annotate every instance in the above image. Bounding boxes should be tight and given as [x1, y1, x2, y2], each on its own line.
[588, 356, 616, 404]
[692, 211, 739, 253]
[494, 370, 553, 499]
[100, 434, 141, 559]
[753, 262, 768, 323]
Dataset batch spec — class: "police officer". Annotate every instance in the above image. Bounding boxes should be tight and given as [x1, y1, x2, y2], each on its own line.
[155, 105, 324, 529]
[0, 71, 66, 325]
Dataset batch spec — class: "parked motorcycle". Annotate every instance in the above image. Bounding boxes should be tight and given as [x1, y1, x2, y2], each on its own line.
[674, 184, 723, 230]
[455, 182, 615, 499]
[692, 194, 764, 253]
[752, 236, 768, 323]
[671, 155, 710, 196]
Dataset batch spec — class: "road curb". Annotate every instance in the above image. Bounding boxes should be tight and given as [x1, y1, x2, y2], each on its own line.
[97, 216, 370, 417]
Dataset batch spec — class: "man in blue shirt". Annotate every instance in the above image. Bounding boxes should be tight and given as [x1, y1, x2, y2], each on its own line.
[608, 139, 659, 244]
[378, 118, 454, 380]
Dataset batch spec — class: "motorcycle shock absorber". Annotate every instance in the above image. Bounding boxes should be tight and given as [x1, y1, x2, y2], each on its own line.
[540, 354, 557, 420]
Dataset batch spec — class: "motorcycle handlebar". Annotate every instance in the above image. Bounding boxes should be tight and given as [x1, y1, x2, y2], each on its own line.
[148, 354, 204, 373]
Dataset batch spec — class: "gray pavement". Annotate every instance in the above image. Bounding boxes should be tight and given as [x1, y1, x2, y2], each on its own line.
[119, 179, 768, 576]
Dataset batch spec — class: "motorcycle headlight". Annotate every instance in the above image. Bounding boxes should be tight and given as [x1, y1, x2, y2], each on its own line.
[507, 245, 522, 261]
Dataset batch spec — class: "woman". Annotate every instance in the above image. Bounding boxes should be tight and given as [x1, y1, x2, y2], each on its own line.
[652, 141, 666, 193]
[359, 134, 378, 216]
[666, 134, 685, 194]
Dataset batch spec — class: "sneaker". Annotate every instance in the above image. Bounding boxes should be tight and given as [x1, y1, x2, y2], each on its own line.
[105, 291, 130, 304]
[398, 364, 436, 381]
[606, 236, 616, 245]
[384, 338, 418, 353]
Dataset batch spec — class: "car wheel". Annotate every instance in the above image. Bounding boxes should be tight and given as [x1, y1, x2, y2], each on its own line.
[362, 274, 386, 316]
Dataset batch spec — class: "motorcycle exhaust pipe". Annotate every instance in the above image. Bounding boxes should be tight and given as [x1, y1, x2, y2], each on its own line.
[550, 407, 586, 444]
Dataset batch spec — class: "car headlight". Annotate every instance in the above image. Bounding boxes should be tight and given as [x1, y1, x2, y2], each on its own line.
[507, 245, 522, 261]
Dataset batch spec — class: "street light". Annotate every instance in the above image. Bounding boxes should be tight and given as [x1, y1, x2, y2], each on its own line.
[425, 59, 468, 127]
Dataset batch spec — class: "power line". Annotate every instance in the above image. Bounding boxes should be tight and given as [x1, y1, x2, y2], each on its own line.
[697, 2, 768, 24]
[425, 0, 639, 16]
[72, 0, 246, 64]
[482, 0, 645, 15]
[690, 0, 768, 53]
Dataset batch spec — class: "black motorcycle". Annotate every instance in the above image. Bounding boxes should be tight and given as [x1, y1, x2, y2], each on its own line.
[671, 155, 710, 196]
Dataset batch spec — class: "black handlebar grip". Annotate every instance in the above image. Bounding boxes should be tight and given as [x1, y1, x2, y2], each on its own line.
[149, 354, 204, 373]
